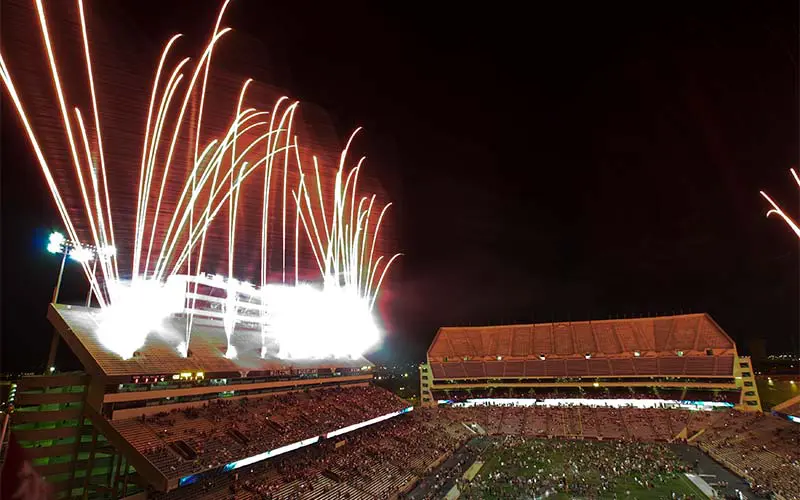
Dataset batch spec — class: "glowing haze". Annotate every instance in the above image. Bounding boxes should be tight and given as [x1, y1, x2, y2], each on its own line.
[0, 0, 400, 360]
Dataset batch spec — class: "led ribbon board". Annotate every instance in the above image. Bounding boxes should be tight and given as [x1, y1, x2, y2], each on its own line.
[226, 435, 321, 471]
[326, 406, 413, 439]
[448, 398, 734, 410]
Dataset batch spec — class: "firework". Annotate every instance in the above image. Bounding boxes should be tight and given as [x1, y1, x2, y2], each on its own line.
[0, 0, 400, 360]
[760, 168, 800, 238]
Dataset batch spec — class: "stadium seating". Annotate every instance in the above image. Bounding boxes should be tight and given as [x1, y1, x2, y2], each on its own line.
[151, 409, 471, 500]
[697, 411, 800, 499]
[429, 355, 736, 380]
[429, 314, 734, 362]
[435, 403, 798, 500]
[437, 404, 693, 441]
[113, 385, 408, 480]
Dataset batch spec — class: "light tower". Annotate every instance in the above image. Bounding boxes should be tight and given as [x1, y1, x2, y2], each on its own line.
[45, 231, 114, 372]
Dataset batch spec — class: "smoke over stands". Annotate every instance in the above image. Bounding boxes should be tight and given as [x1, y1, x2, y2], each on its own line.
[2, 0, 396, 289]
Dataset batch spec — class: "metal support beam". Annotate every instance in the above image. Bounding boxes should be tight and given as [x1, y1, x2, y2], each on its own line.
[52, 248, 68, 304]
[82, 427, 99, 500]
[66, 406, 89, 498]
[46, 330, 60, 375]
[112, 453, 123, 500]
[122, 457, 130, 497]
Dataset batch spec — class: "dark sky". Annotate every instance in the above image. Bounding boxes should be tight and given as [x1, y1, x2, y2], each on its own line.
[2, 1, 799, 372]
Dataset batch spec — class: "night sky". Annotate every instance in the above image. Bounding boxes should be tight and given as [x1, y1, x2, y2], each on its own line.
[1, 1, 798, 373]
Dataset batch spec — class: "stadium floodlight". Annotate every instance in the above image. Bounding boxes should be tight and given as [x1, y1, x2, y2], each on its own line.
[47, 231, 103, 304]
[47, 231, 66, 254]
[47, 231, 73, 303]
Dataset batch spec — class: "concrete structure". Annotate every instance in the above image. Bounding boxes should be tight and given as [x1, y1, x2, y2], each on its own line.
[7, 304, 376, 499]
[420, 313, 760, 412]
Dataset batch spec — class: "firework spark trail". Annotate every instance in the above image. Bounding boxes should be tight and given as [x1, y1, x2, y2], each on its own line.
[135, 34, 183, 281]
[294, 130, 402, 308]
[34, 0, 115, 306]
[0, 55, 106, 304]
[78, 0, 117, 283]
[136, 27, 233, 281]
[0, 0, 400, 360]
[760, 168, 800, 238]
[160, 126, 296, 278]
[152, 109, 268, 278]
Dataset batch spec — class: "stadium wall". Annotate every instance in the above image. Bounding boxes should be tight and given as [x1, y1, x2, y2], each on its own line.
[8, 373, 150, 499]
[733, 356, 762, 411]
[421, 314, 761, 411]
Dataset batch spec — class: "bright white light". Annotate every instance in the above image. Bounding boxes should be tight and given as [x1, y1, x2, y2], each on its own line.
[225, 345, 238, 359]
[263, 283, 380, 359]
[70, 246, 94, 263]
[450, 398, 733, 411]
[88, 274, 382, 361]
[47, 232, 65, 254]
[49, 231, 65, 246]
[97, 278, 185, 359]
[47, 241, 62, 254]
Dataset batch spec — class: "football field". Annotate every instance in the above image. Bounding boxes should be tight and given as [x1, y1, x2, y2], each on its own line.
[462, 438, 708, 499]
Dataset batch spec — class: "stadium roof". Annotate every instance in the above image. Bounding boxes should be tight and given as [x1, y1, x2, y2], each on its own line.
[48, 304, 370, 379]
[428, 313, 735, 362]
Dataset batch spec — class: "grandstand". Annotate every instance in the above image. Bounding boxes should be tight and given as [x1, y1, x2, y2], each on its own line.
[6, 304, 419, 499]
[415, 314, 800, 500]
[419, 313, 761, 411]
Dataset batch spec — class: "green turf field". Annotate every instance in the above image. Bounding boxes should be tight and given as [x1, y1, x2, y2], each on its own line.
[462, 438, 708, 499]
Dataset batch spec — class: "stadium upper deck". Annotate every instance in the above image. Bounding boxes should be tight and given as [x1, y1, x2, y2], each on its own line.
[10, 305, 390, 497]
[426, 313, 737, 380]
[48, 304, 369, 380]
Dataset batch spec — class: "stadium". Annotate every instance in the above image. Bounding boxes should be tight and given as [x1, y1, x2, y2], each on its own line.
[4, 301, 449, 499]
[1, 1, 799, 500]
[3, 309, 800, 500]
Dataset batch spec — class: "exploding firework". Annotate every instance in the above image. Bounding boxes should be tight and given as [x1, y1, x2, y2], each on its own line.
[760, 168, 800, 238]
[0, 0, 400, 360]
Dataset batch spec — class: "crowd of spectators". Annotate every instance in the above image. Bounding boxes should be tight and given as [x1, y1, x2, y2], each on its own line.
[461, 437, 693, 499]
[697, 410, 800, 499]
[434, 403, 799, 499]
[436, 404, 692, 441]
[125, 385, 799, 500]
[155, 409, 470, 500]
[433, 388, 741, 404]
[114, 384, 409, 479]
